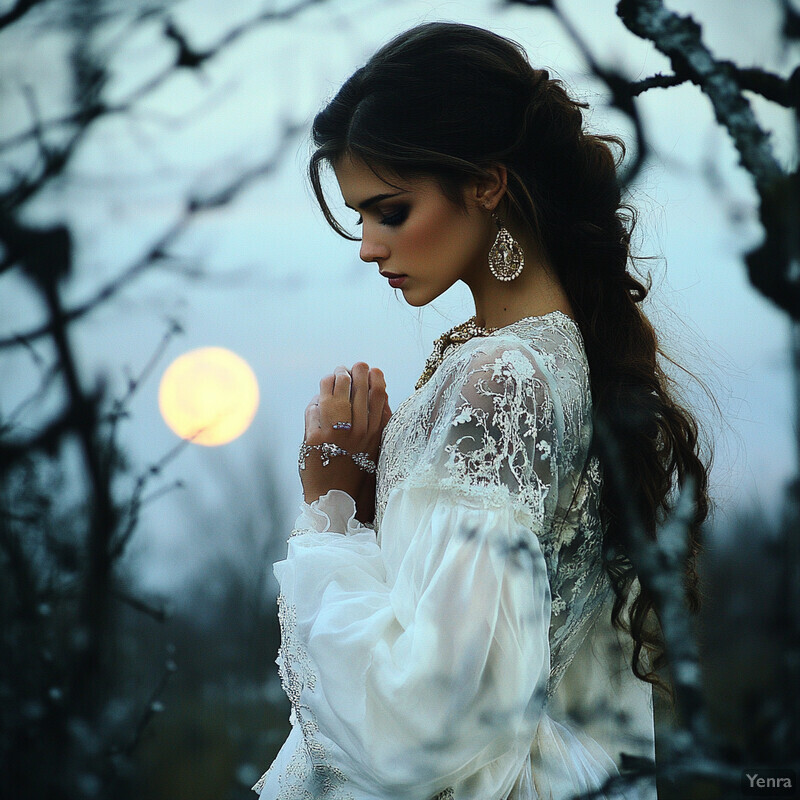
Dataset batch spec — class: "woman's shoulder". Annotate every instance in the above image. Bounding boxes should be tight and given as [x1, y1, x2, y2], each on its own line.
[492, 311, 585, 361]
[453, 311, 589, 394]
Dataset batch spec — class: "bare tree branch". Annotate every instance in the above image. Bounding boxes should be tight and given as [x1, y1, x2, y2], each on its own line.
[0, 0, 47, 31]
[729, 63, 800, 108]
[0, 0, 326, 155]
[116, 654, 177, 757]
[110, 586, 167, 623]
[0, 3, 326, 796]
[617, 0, 785, 187]
[0, 121, 304, 351]
[617, 0, 800, 319]
[630, 63, 800, 105]
[593, 419, 711, 743]
[629, 71, 687, 96]
[0, 390, 101, 473]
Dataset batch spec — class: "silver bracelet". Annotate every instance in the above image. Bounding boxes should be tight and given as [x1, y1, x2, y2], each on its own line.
[298, 442, 347, 469]
[298, 442, 377, 474]
[351, 451, 377, 474]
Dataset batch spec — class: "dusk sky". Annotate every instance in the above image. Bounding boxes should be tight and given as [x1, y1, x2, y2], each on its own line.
[2, 0, 797, 593]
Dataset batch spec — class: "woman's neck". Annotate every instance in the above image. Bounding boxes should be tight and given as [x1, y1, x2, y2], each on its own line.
[467, 254, 575, 330]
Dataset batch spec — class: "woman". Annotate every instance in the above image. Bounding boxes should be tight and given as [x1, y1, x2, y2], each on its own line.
[253, 22, 710, 800]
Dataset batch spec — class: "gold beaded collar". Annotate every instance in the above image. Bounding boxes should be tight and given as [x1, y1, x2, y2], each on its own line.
[415, 316, 498, 390]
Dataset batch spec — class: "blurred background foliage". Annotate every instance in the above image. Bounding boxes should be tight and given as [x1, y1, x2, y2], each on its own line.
[0, 0, 797, 798]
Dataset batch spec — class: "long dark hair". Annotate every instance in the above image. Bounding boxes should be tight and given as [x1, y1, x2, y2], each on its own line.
[308, 21, 712, 701]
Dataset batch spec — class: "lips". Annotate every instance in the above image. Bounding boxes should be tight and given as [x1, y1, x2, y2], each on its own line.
[380, 271, 407, 289]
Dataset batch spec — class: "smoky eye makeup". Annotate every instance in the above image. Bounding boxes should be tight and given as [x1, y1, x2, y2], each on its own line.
[351, 204, 409, 228]
[377, 205, 409, 226]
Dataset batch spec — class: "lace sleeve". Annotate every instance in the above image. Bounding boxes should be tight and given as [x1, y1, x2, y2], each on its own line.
[406, 342, 562, 534]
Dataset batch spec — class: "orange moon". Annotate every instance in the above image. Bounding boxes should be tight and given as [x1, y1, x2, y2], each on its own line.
[158, 347, 259, 446]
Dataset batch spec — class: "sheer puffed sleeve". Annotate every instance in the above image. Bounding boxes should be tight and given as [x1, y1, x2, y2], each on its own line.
[255, 342, 563, 800]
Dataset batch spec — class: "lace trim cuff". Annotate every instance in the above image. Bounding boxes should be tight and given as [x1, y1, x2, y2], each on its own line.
[403, 467, 542, 535]
[292, 489, 373, 537]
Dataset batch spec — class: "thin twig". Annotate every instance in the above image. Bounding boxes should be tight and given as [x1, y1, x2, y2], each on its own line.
[1, 121, 304, 351]
[110, 586, 167, 623]
[0, 0, 45, 31]
[117, 655, 177, 757]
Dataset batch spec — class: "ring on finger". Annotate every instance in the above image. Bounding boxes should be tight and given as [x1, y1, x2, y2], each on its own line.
[332, 421, 352, 430]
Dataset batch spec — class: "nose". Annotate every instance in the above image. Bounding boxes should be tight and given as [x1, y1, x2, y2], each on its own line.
[359, 229, 390, 264]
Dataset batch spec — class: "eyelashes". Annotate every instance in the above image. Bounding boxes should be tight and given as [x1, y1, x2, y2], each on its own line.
[380, 206, 409, 226]
[354, 206, 409, 228]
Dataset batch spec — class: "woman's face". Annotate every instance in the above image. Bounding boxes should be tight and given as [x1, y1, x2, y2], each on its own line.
[333, 155, 492, 307]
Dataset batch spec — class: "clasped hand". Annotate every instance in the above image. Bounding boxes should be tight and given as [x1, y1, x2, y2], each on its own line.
[300, 362, 391, 523]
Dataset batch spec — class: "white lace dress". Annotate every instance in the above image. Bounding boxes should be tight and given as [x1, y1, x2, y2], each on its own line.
[253, 311, 656, 800]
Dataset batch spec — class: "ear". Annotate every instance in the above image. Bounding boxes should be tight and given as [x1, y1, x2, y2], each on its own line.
[469, 164, 507, 212]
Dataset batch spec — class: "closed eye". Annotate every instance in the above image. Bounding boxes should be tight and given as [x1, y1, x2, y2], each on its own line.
[353, 206, 409, 228]
[379, 207, 408, 227]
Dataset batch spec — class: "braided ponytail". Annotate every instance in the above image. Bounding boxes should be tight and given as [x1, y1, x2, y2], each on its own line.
[509, 75, 708, 701]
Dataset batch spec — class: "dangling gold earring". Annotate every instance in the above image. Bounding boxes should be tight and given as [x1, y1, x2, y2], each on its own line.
[488, 213, 524, 282]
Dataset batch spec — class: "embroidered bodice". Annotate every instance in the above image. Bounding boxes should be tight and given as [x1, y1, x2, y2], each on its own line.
[376, 311, 611, 696]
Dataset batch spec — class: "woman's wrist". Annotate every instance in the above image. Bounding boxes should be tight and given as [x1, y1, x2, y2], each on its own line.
[299, 442, 377, 475]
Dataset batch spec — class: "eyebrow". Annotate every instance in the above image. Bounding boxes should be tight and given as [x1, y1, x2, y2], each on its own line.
[344, 191, 408, 211]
